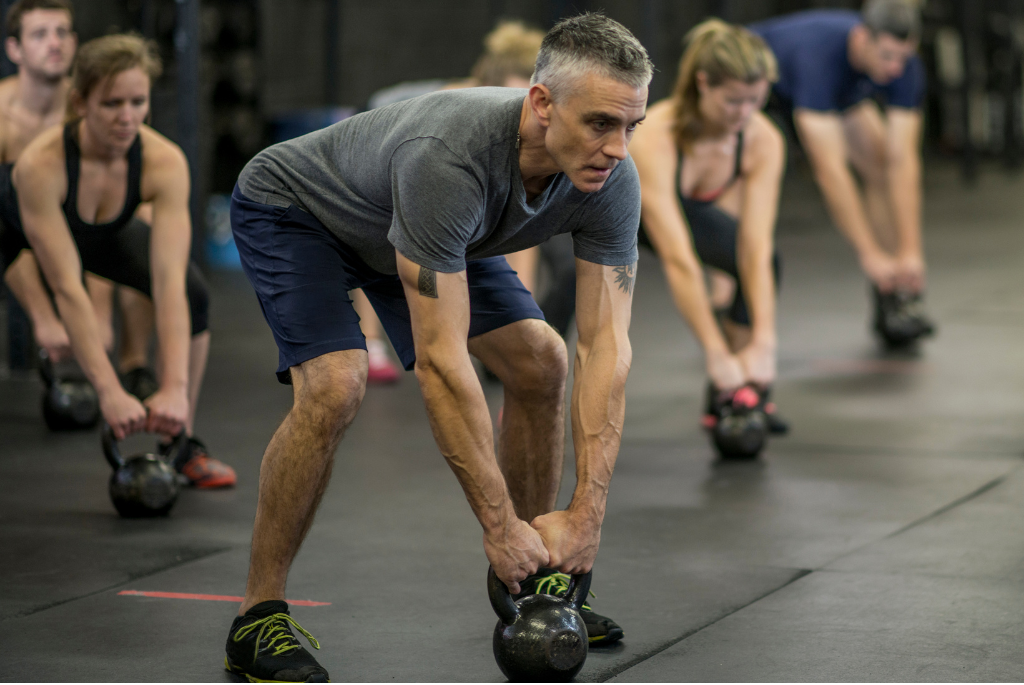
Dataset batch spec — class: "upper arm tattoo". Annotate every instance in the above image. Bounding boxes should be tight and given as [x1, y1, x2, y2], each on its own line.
[613, 263, 636, 296]
[417, 266, 438, 298]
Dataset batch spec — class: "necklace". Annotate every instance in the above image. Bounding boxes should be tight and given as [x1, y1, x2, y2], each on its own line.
[516, 131, 520, 150]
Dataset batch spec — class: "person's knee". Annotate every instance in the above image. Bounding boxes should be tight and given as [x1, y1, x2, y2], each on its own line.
[292, 353, 367, 430]
[851, 138, 889, 186]
[504, 322, 567, 400]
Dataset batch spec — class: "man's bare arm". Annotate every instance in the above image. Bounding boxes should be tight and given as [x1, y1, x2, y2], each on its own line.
[794, 109, 895, 287]
[3, 249, 70, 360]
[395, 250, 548, 591]
[886, 107, 925, 289]
[531, 258, 633, 574]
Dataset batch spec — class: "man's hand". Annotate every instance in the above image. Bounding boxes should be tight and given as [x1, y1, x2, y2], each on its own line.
[895, 252, 925, 293]
[144, 386, 189, 438]
[859, 249, 900, 292]
[100, 387, 148, 440]
[706, 348, 745, 391]
[34, 318, 71, 363]
[530, 510, 601, 575]
[484, 519, 551, 594]
[737, 339, 777, 387]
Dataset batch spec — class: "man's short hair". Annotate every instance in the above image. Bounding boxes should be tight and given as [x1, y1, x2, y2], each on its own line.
[6, 0, 73, 41]
[862, 0, 920, 41]
[531, 12, 653, 101]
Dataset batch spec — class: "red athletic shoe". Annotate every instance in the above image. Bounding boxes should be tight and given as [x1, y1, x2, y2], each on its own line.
[172, 437, 237, 489]
[366, 343, 400, 384]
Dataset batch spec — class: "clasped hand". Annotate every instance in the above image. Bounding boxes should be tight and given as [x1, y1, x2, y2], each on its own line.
[101, 385, 187, 440]
[485, 510, 600, 592]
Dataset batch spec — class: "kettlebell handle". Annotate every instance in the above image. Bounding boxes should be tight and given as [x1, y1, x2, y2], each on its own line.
[486, 566, 593, 625]
[101, 423, 189, 471]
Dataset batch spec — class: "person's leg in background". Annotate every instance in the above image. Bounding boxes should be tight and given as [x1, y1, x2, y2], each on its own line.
[352, 288, 400, 384]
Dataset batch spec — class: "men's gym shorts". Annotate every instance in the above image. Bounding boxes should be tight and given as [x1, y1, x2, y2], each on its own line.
[230, 186, 544, 384]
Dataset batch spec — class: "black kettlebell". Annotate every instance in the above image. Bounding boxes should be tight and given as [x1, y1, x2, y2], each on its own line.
[711, 385, 768, 460]
[39, 349, 100, 431]
[102, 424, 186, 518]
[487, 566, 591, 683]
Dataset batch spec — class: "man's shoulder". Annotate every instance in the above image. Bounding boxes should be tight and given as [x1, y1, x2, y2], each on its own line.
[382, 87, 524, 156]
[0, 76, 17, 114]
[752, 9, 858, 44]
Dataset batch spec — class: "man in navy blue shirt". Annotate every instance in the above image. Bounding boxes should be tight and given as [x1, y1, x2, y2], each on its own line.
[752, 0, 934, 345]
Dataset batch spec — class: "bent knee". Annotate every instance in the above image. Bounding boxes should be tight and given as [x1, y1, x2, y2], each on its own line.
[505, 323, 568, 397]
[293, 353, 367, 423]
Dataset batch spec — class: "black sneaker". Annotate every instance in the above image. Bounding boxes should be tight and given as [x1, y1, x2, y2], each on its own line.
[872, 286, 936, 348]
[121, 366, 159, 400]
[225, 600, 329, 683]
[514, 568, 624, 646]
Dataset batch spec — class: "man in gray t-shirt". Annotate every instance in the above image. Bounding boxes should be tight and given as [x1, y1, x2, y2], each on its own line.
[225, 15, 652, 681]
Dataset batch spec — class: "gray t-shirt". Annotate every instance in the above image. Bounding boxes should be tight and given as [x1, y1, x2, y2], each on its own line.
[238, 87, 640, 275]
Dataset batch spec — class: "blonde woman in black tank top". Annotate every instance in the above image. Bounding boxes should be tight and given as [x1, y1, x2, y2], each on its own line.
[5, 34, 235, 486]
[630, 19, 790, 432]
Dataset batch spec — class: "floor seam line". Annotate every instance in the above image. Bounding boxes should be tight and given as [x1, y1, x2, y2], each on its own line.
[1, 545, 234, 623]
[819, 466, 1018, 572]
[588, 568, 813, 683]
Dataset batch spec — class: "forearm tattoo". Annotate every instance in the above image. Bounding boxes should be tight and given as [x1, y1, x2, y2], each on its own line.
[613, 263, 636, 295]
[418, 266, 438, 298]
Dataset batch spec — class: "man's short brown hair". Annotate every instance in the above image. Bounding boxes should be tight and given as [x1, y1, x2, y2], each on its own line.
[6, 0, 73, 41]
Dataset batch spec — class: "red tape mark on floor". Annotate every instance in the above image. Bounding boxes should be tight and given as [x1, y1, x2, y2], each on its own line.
[118, 590, 330, 607]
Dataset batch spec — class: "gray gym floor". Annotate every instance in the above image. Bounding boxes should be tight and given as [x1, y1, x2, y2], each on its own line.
[2, 160, 1024, 682]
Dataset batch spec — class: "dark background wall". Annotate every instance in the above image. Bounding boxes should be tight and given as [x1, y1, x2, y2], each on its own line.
[259, 0, 859, 114]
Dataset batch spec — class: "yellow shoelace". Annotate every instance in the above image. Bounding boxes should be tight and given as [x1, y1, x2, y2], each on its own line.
[233, 613, 320, 662]
[532, 573, 596, 610]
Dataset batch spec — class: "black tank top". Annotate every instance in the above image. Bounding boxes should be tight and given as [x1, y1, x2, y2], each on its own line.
[0, 120, 143, 237]
[677, 131, 744, 206]
[62, 120, 143, 235]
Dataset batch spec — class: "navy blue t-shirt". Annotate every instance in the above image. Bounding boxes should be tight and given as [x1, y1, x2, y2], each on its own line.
[749, 10, 925, 112]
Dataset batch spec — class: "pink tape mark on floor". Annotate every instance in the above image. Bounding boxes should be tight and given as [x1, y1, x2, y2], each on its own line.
[118, 590, 330, 607]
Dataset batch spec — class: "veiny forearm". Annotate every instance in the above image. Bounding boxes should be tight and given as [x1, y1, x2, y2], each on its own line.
[569, 333, 631, 523]
[416, 350, 516, 532]
[151, 274, 191, 390]
[888, 152, 922, 258]
[52, 282, 122, 395]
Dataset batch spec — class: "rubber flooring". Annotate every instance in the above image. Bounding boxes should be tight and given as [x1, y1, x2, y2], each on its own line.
[1, 162, 1023, 681]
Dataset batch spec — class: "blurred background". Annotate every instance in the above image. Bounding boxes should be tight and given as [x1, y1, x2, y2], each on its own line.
[2, 0, 1023, 369]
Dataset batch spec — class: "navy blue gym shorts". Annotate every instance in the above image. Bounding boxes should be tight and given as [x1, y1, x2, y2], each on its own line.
[230, 186, 544, 384]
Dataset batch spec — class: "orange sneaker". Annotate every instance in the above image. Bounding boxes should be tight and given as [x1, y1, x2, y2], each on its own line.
[163, 437, 237, 489]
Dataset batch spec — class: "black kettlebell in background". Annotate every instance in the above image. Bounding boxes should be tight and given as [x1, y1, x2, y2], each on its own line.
[102, 423, 186, 518]
[710, 384, 768, 460]
[39, 349, 100, 431]
[488, 566, 591, 683]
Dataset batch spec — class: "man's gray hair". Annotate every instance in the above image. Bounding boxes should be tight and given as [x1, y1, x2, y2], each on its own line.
[531, 13, 653, 100]
[862, 0, 921, 41]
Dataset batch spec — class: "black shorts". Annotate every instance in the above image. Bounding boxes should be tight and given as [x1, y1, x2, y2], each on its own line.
[0, 217, 210, 335]
[230, 186, 544, 384]
[639, 199, 781, 326]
